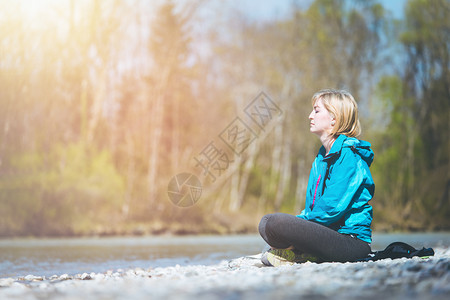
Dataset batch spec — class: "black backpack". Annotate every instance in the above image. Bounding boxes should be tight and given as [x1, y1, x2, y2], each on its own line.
[358, 242, 435, 262]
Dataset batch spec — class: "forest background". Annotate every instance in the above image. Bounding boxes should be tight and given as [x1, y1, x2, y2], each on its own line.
[0, 0, 448, 237]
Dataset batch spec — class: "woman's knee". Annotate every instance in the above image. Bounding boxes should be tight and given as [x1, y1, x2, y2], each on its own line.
[258, 214, 270, 236]
[259, 213, 286, 236]
[259, 213, 295, 249]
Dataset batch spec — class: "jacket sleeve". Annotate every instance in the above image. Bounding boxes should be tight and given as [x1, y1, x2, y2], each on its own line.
[298, 150, 365, 226]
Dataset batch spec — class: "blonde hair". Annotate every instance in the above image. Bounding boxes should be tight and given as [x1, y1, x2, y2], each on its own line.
[311, 89, 361, 137]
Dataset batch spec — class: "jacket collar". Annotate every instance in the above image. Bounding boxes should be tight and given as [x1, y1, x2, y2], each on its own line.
[318, 134, 346, 159]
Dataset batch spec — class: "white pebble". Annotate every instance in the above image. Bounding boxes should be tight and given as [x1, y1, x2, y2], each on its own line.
[0, 278, 14, 287]
[80, 273, 91, 280]
[59, 274, 71, 280]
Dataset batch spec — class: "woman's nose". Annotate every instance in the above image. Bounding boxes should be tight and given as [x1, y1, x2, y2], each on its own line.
[309, 111, 314, 119]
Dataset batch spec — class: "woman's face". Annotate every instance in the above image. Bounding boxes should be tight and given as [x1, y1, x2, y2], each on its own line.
[309, 98, 335, 137]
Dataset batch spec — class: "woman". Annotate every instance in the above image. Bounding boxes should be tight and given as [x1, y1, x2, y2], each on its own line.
[259, 89, 374, 266]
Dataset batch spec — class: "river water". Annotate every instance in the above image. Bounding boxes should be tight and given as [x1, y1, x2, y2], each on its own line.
[1, 233, 449, 278]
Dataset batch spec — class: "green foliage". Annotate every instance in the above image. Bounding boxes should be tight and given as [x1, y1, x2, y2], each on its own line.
[0, 143, 125, 236]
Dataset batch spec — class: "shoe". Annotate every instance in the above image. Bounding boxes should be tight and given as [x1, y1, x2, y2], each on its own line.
[261, 249, 319, 267]
[260, 251, 272, 266]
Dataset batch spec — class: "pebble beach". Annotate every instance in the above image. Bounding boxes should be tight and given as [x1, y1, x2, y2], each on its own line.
[1, 247, 449, 300]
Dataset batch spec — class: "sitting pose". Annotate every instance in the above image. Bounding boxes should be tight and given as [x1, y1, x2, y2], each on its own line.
[259, 89, 374, 266]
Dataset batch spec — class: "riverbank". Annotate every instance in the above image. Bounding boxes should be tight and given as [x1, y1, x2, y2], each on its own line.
[1, 246, 449, 300]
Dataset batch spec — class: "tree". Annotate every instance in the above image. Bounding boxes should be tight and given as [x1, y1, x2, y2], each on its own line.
[0, 0, 128, 236]
[371, 0, 449, 230]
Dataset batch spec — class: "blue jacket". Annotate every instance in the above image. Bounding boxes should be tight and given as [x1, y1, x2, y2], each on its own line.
[297, 134, 375, 243]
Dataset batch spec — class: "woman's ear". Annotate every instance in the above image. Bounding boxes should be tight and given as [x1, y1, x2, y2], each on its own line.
[331, 120, 336, 126]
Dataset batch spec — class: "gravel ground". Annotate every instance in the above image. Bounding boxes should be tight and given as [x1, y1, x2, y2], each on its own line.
[0, 247, 449, 300]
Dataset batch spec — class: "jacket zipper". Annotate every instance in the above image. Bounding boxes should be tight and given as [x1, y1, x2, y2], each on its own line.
[312, 174, 321, 209]
[312, 157, 332, 210]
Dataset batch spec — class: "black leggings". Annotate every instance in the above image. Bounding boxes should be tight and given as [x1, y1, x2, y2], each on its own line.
[259, 213, 371, 262]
